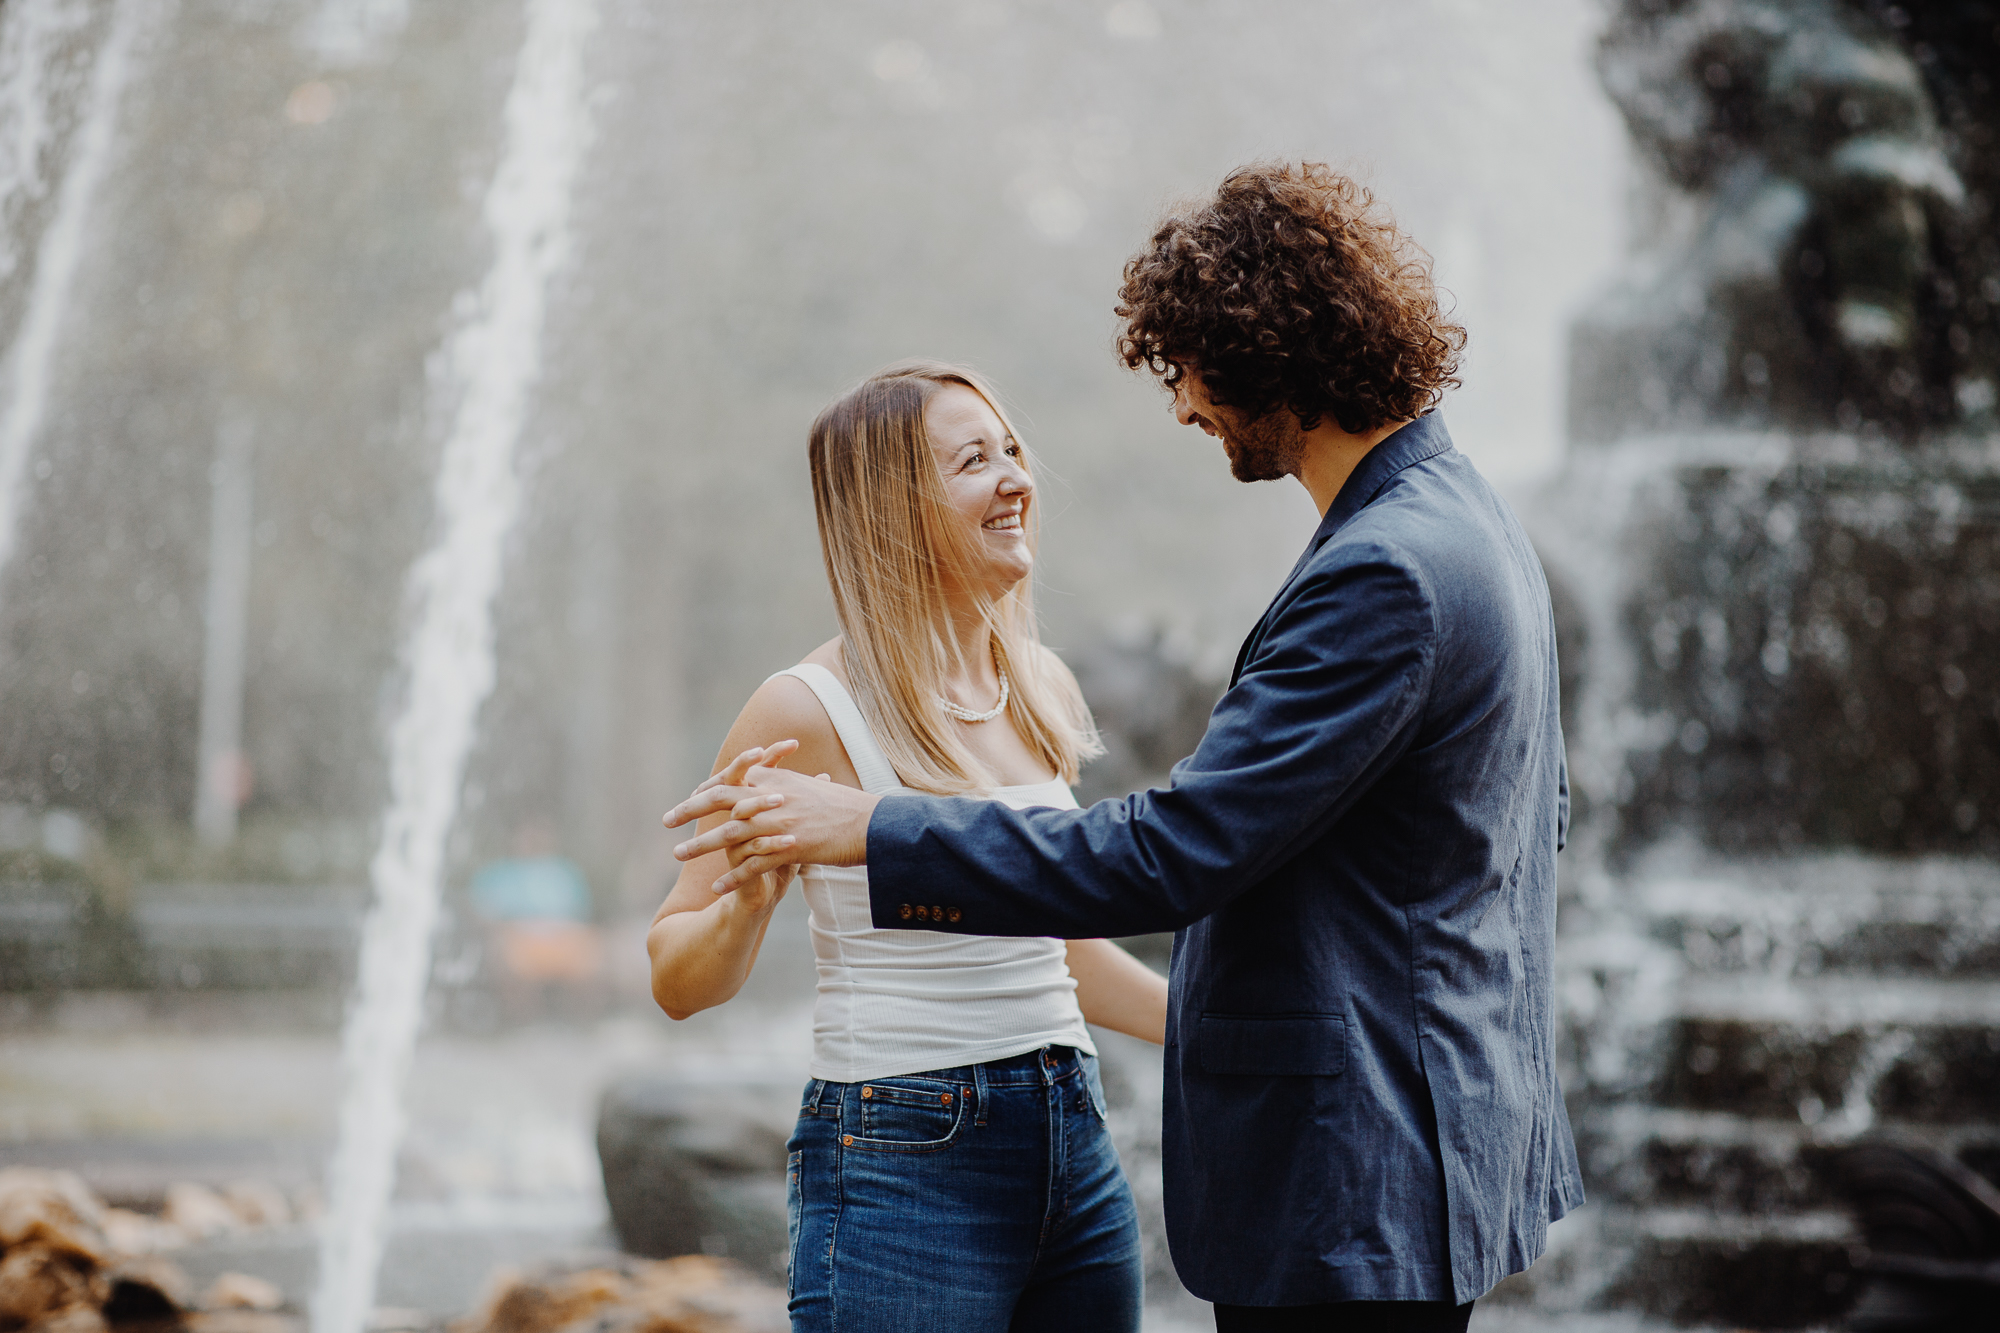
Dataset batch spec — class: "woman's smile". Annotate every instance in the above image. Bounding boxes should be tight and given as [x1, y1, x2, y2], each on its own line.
[925, 383, 1035, 590]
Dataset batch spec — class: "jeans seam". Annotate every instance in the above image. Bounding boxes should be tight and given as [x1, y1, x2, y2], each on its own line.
[826, 1086, 845, 1333]
[784, 1148, 803, 1302]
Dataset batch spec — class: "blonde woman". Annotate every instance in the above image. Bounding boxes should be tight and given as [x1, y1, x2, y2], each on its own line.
[647, 362, 1166, 1332]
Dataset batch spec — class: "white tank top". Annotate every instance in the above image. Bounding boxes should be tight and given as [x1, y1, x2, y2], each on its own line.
[771, 664, 1096, 1084]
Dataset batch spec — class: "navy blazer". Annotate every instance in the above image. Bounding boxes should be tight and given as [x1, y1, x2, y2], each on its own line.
[865, 414, 1582, 1305]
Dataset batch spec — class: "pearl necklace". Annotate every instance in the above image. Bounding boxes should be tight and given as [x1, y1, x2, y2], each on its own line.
[937, 650, 1010, 724]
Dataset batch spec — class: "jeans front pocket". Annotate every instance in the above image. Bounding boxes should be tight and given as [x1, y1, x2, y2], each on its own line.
[845, 1077, 965, 1152]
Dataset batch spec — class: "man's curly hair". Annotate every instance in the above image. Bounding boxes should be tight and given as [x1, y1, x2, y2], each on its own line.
[1116, 162, 1466, 435]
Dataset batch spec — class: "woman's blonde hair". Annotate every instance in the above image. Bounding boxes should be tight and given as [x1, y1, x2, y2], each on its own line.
[808, 361, 1100, 795]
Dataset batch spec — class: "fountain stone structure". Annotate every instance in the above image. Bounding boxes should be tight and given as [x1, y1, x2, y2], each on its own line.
[1526, 1, 2000, 1327]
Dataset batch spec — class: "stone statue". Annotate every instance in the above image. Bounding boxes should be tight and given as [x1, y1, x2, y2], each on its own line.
[1573, 0, 2000, 440]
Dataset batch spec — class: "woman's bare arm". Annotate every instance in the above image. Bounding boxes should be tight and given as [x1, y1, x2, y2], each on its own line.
[1065, 937, 1168, 1045]
[647, 668, 857, 1020]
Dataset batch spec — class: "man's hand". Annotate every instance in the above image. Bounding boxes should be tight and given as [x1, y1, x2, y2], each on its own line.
[663, 743, 879, 893]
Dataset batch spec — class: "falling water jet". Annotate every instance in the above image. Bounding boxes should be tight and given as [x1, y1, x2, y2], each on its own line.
[194, 411, 254, 847]
[298, 0, 411, 68]
[310, 1, 599, 1330]
[0, 0, 155, 585]
[0, 0, 93, 270]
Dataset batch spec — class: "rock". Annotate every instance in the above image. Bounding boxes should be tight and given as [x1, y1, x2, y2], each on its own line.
[160, 1186, 237, 1242]
[622, 1257, 785, 1333]
[197, 1276, 283, 1314]
[466, 1268, 626, 1333]
[21, 1308, 108, 1333]
[0, 1170, 110, 1265]
[454, 1256, 785, 1333]
[0, 1247, 109, 1330]
[0, 1169, 292, 1333]
[184, 1314, 299, 1333]
[99, 1211, 185, 1258]
[101, 1256, 192, 1323]
[218, 1184, 289, 1231]
[594, 1076, 792, 1280]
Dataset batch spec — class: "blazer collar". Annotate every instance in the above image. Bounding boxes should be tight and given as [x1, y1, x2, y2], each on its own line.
[1312, 411, 1454, 547]
[1274, 412, 1456, 589]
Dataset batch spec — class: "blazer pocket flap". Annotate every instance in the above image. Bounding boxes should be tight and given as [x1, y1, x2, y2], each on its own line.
[1195, 1013, 1346, 1077]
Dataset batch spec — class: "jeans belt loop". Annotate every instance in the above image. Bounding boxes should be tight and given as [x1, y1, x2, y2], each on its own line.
[804, 1078, 825, 1115]
[973, 1059, 989, 1127]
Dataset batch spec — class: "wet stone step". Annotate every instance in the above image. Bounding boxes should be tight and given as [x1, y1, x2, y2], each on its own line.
[1594, 1214, 1861, 1330]
[1654, 1015, 2000, 1122]
[1652, 912, 2000, 979]
[1490, 1203, 1867, 1328]
[1628, 859, 2000, 979]
[1571, 1106, 2000, 1213]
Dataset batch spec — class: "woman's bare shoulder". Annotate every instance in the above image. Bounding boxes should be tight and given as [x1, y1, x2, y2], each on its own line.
[720, 641, 861, 787]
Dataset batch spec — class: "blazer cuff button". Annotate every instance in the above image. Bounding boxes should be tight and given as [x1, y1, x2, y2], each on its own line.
[947, 908, 961, 922]
[899, 904, 912, 920]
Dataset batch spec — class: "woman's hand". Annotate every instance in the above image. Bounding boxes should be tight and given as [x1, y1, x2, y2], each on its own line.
[665, 755, 877, 892]
[725, 847, 799, 918]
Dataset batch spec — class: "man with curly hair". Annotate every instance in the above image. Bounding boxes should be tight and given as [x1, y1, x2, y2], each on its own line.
[671, 161, 1581, 1330]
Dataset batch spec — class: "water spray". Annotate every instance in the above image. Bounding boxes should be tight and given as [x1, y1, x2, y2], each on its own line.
[311, 1, 599, 1328]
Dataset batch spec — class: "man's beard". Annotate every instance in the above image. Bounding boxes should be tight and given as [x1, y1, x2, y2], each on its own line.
[1221, 407, 1306, 482]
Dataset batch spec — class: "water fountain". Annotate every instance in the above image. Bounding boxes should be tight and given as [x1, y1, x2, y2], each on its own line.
[0, 1, 1731, 1326]
[0, 0, 155, 589]
[193, 411, 254, 848]
[1527, 1, 2000, 1325]
[309, 2, 600, 1330]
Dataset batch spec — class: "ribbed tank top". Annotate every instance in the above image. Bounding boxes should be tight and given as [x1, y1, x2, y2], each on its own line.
[771, 664, 1096, 1083]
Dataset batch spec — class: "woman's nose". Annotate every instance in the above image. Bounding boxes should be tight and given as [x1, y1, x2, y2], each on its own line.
[997, 460, 1032, 496]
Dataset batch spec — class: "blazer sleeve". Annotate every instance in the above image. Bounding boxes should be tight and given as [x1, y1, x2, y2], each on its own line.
[866, 547, 1437, 938]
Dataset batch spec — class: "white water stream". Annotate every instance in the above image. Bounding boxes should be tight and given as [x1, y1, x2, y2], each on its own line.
[194, 412, 254, 847]
[298, 0, 410, 67]
[310, 1, 599, 1329]
[0, 0, 152, 585]
[0, 0, 92, 281]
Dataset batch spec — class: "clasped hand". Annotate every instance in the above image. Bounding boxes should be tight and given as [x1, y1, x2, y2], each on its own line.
[662, 740, 878, 893]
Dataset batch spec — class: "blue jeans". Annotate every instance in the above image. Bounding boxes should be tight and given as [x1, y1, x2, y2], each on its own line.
[786, 1044, 1143, 1332]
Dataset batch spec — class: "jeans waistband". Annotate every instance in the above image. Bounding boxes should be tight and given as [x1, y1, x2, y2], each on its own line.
[961, 1043, 1088, 1086]
[810, 1044, 1087, 1096]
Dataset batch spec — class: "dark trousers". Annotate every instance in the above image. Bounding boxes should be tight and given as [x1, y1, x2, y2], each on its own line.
[1214, 1300, 1474, 1333]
